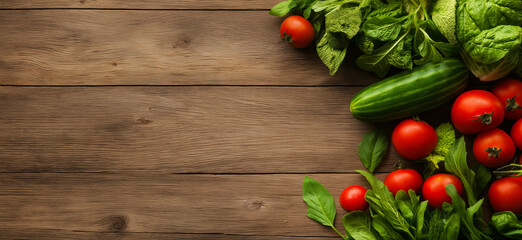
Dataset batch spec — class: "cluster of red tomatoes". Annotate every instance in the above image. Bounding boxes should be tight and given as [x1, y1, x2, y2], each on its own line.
[340, 78, 522, 214]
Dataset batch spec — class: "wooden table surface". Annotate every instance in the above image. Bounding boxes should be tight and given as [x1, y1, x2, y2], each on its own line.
[0, 1, 455, 239]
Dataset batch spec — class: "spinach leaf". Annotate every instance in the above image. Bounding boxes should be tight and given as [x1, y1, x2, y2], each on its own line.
[489, 211, 522, 239]
[363, 15, 410, 41]
[414, 27, 444, 65]
[342, 211, 378, 240]
[356, 29, 412, 77]
[444, 136, 477, 206]
[357, 170, 415, 240]
[463, 25, 522, 64]
[302, 176, 336, 227]
[372, 214, 405, 240]
[358, 128, 388, 174]
[440, 213, 460, 240]
[445, 184, 491, 240]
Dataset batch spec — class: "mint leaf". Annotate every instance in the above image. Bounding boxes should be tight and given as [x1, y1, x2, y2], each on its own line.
[358, 128, 388, 174]
[302, 176, 336, 227]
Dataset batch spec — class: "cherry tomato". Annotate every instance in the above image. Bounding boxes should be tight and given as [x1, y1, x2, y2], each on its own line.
[392, 118, 438, 160]
[491, 78, 522, 120]
[473, 128, 516, 168]
[384, 169, 423, 196]
[488, 176, 522, 214]
[339, 185, 369, 212]
[511, 118, 522, 150]
[422, 174, 464, 209]
[280, 15, 315, 49]
[451, 90, 505, 134]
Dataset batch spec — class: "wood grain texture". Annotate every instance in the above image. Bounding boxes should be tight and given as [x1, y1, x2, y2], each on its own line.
[1, 86, 419, 173]
[0, 0, 280, 9]
[0, 173, 383, 238]
[0, 10, 377, 86]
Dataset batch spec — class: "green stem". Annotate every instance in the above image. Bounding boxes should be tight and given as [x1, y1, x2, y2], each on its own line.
[331, 226, 347, 240]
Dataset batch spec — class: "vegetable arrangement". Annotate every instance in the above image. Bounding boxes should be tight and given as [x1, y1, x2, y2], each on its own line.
[269, 0, 522, 239]
[270, 0, 522, 80]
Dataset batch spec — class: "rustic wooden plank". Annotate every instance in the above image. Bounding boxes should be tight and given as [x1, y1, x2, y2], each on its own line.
[0, 10, 377, 86]
[0, 0, 280, 9]
[0, 86, 440, 174]
[0, 173, 383, 238]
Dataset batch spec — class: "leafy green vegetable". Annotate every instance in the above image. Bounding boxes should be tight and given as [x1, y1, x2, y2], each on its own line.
[316, 32, 348, 75]
[445, 184, 491, 240]
[372, 214, 405, 239]
[425, 123, 456, 177]
[440, 213, 460, 240]
[444, 136, 477, 206]
[357, 170, 415, 240]
[456, 0, 522, 81]
[472, 163, 491, 195]
[358, 128, 388, 174]
[489, 211, 522, 239]
[269, 0, 318, 17]
[431, 0, 458, 44]
[302, 176, 347, 239]
[342, 211, 378, 240]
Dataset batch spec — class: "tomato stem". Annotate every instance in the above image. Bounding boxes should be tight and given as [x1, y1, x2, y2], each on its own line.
[493, 163, 522, 178]
[472, 110, 494, 125]
[485, 146, 502, 159]
[506, 95, 521, 111]
[282, 32, 293, 45]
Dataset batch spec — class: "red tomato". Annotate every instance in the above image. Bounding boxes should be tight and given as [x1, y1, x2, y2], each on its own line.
[488, 176, 522, 214]
[339, 185, 369, 212]
[392, 118, 438, 160]
[511, 118, 522, 150]
[384, 169, 423, 196]
[492, 78, 522, 120]
[473, 128, 516, 168]
[280, 15, 315, 49]
[451, 90, 505, 134]
[422, 174, 464, 209]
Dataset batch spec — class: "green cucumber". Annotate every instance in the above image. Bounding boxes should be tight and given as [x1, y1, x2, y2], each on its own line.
[350, 58, 469, 122]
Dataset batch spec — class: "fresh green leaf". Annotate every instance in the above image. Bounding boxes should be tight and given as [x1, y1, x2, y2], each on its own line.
[444, 137, 477, 206]
[316, 31, 348, 75]
[363, 15, 410, 41]
[415, 200, 428, 239]
[440, 213, 460, 240]
[489, 211, 522, 239]
[414, 27, 444, 65]
[356, 29, 412, 77]
[326, 6, 364, 40]
[426, 209, 444, 240]
[358, 128, 388, 174]
[460, 47, 520, 81]
[472, 164, 491, 197]
[395, 190, 414, 224]
[371, 214, 405, 240]
[342, 211, 378, 240]
[269, 0, 296, 16]
[302, 176, 336, 227]
[445, 184, 491, 240]
[356, 34, 375, 54]
[431, 0, 458, 44]
[366, 2, 403, 19]
[357, 170, 414, 240]
[388, 32, 413, 69]
[425, 123, 456, 176]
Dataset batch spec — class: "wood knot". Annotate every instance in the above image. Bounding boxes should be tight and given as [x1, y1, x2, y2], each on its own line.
[136, 118, 152, 125]
[100, 215, 127, 232]
[112, 62, 118, 67]
[243, 200, 264, 210]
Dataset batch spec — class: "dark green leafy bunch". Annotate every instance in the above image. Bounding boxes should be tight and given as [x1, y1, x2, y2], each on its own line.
[355, 0, 458, 77]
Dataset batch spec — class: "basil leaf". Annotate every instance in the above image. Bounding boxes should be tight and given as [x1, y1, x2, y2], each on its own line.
[444, 137, 477, 206]
[302, 176, 336, 227]
[342, 211, 378, 240]
[358, 128, 388, 174]
[489, 211, 522, 239]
